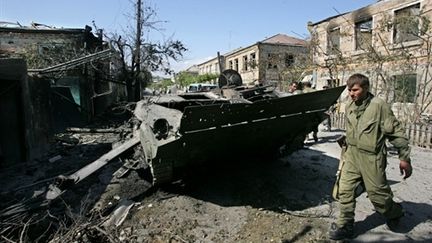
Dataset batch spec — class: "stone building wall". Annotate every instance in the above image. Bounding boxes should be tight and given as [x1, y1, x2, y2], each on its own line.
[196, 34, 308, 86]
[0, 28, 87, 57]
[224, 45, 259, 84]
[197, 57, 218, 75]
[309, 0, 432, 117]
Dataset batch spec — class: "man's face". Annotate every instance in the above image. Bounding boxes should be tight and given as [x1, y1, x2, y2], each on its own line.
[289, 83, 298, 92]
[348, 84, 368, 102]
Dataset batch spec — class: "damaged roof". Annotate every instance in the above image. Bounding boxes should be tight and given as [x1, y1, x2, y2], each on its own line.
[308, 1, 379, 26]
[0, 26, 87, 34]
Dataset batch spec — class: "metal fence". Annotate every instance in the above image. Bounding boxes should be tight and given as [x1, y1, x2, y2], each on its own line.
[330, 113, 432, 149]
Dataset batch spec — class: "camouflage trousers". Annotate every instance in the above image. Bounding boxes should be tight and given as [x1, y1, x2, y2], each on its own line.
[337, 146, 403, 227]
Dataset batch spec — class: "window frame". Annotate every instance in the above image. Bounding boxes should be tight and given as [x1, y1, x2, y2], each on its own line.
[392, 73, 417, 103]
[354, 17, 373, 51]
[234, 58, 239, 71]
[285, 54, 294, 67]
[249, 52, 256, 68]
[242, 55, 248, 71]
[392, 2, 421, 45]
[327, 27, 341, 55]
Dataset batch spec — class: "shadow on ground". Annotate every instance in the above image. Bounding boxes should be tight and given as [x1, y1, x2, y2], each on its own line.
[162, 145, 340, 213]
[354, 201, 432, 236]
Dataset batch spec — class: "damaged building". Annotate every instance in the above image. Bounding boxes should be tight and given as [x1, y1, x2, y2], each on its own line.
[308, 0, 432, 120]
[0, 23, 126, 166]
[197, 33, 308, 85]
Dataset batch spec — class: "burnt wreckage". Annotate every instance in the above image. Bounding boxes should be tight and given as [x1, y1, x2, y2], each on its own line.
[46, 70, 345, 199]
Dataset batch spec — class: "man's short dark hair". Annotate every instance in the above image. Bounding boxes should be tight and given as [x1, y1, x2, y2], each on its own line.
[347, 73, 370, 89]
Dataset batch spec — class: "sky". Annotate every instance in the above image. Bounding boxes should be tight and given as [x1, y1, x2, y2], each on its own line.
[0, 0, 376, 74]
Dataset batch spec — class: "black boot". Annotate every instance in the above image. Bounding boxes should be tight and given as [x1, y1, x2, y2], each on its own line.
[329, 223, 354, 240]
[386, 214, 404, 232]
[386, 203, 404, 232]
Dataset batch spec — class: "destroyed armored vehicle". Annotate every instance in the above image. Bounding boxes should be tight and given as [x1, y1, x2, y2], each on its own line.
[45, 70, 345, 200]
[134, 70, 346, 185]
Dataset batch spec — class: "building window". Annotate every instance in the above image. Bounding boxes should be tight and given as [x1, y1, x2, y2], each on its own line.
[250, 52, 256, 68]
[285, 54, 294, 67]
[229, 60, 233, 70]
[267, 53, 278, 69]
[393, 3, 420, 44]
[392, 74, 417, 103]
[242, 55, 248, 71]
[327, 27, 340, 55]
[234, 58, 239, 71]
[355, 18, 373, 51]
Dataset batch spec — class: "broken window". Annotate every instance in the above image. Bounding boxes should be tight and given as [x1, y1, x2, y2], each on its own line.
[392, 74, 417, 102]
[55, 76, 82, 105]
[250, 52, 256, 68]
[327, 28, 340, 55]
[355, 18, 373, 51]
[267, 53, 278, 69]
[243, 55, 248, 71]
[234, 58, 239, 71]
[285, 54, 294, 67]
[393, 3, 420, 44]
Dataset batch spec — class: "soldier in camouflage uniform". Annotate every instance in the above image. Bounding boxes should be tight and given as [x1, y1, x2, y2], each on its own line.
[329, 74, 413, 240]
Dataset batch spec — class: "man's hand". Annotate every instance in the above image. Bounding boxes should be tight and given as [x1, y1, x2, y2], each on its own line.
[400, 160, 412, 179]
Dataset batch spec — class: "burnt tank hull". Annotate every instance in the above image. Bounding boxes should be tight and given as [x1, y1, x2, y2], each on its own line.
[135, 86, 346, 184]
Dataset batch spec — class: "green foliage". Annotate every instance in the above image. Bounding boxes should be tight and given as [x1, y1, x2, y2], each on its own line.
[197, 73, 219, 82]
[176, 72, 218, 86]
[149, 78, 174, 90]
[176, 72, 196, 86]
[142, 40, 187, 75]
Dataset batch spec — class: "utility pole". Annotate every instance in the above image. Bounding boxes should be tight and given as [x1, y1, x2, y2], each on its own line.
[134, 0, 142, 101]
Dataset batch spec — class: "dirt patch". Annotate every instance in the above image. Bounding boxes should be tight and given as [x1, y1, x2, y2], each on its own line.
[98, 146, 338, 243]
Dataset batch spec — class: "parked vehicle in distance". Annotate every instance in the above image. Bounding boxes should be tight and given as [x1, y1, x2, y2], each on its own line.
[187, 83, 218, 93]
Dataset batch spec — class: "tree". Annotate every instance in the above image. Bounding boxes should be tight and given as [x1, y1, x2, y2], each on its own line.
[308, 6, 432, 123]
[109, 0, 187, 101]
[357, 8, 432, 122]
[176, 72, 219, 88]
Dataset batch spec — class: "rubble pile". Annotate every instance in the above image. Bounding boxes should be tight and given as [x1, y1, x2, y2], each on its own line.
[0, 104, 143, 242]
